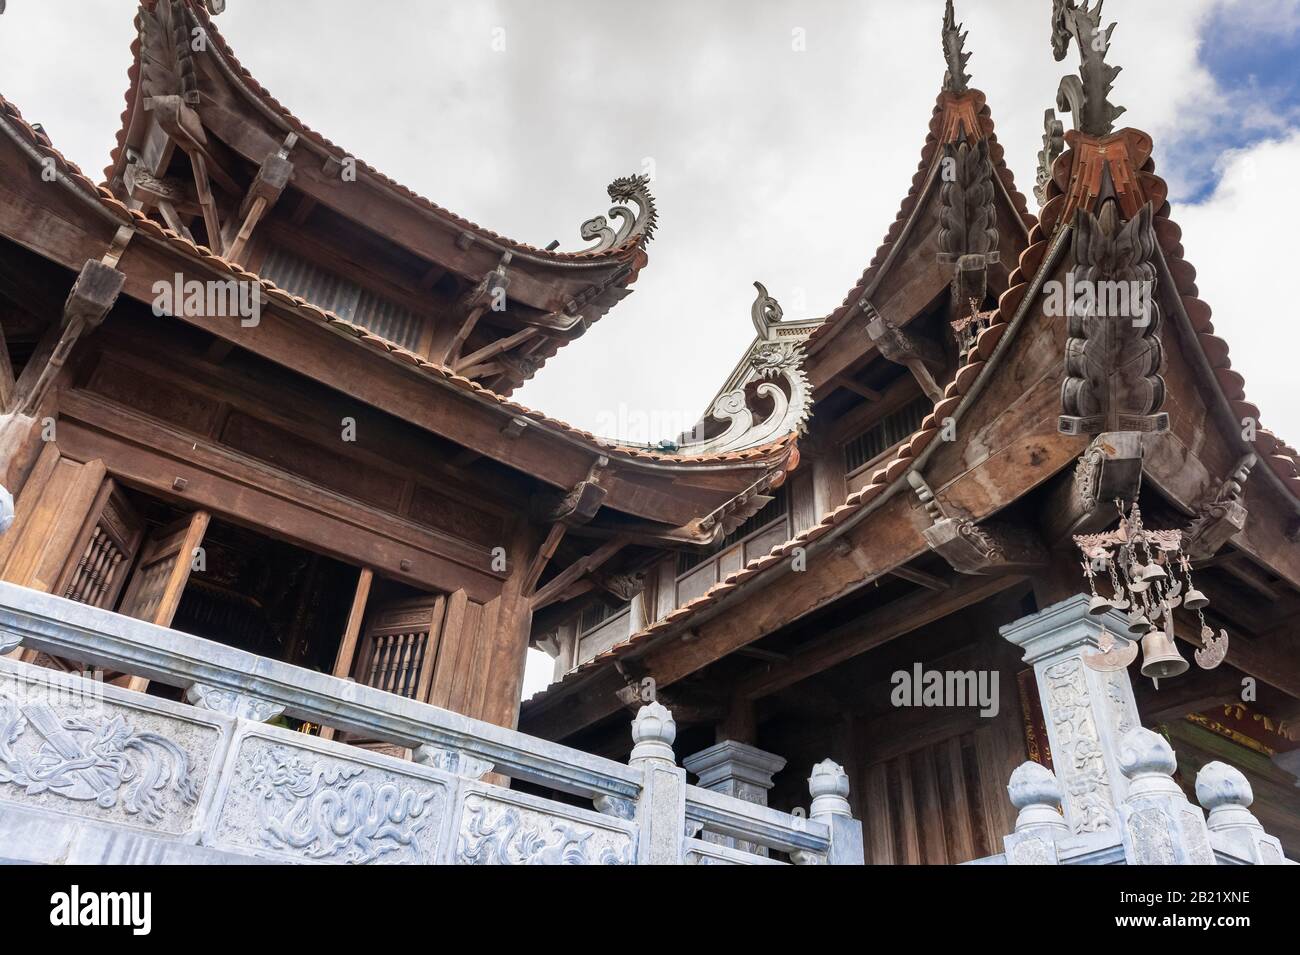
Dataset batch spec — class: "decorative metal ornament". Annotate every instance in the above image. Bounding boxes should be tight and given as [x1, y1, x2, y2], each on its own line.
[1139, 620, 1189, 681]
[1195, 625, 1229, 670]
[1074, 499, 1229, 686]
[1083, 627, 1138, 671]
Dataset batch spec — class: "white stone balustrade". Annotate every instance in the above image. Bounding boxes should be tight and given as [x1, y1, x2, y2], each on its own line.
[0, 581, 854, 865]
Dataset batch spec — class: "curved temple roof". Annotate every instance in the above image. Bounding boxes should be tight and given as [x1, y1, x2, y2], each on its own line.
[103, 0, 659, 394]
[0, 91, 801, 531]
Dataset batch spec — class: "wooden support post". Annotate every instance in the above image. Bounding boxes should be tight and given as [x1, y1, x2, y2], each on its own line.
[188, 150, 222, 250]
[865, 308, 946, 403]
[0, 319, 15, 413]
[223, 137, 294, 264]
[319, 566, 373, 742]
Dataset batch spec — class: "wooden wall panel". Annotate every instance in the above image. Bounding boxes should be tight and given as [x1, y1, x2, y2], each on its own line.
[862, 728, 1003, 865]
[0, 444, 105, 594]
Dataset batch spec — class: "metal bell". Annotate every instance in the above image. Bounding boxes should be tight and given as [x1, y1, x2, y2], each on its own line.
[1138, 562, 1167, 583]
[1140, 628, 1189, 679]
[1087, 594, 1112, 616]
[1126, 609, 1153, 636]
[1182, 587, 1209, 611]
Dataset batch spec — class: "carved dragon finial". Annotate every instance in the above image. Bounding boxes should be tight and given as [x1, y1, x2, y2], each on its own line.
[941, 0, 971, 94]
[672, 284, 811, 454]
[578, 174, 658, 253]
[1051, 0, 1125, 136]
[751, 281, 783, 337]
[1035, 108, 1066, 206]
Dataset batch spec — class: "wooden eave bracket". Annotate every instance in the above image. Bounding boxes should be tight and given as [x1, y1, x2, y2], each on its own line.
[1041, 431, 1145, 544]
[1183, 452, 1255, 561]
[524, 456, 614, 603]
[864, 303, 945, 402]
[907, 470, 1048, 575]
[223, 133, 297, 263]
[446, 253, 513, 367]
[19, 255, 126, 417]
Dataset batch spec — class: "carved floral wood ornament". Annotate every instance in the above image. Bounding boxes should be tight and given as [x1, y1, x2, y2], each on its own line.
[1059, 200, 1167, 436]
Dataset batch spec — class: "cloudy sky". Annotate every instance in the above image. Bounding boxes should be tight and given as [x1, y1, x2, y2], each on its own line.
[0, 0, 1295, 445]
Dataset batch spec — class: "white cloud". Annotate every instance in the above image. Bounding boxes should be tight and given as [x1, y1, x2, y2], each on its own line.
[1176, 133, 1300, 444]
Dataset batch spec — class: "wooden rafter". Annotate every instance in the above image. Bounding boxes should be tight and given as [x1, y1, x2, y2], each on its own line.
[734, 572, 1024, 701]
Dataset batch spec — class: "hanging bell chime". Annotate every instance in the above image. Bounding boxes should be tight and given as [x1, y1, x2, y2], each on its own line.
[1087, 593, 1112, 616]
[1182, 587, 1209, 611]
[1126, 609, 1153, 636]
[1140, 627, 1189, 679]
[1138, 562, 1167, 583]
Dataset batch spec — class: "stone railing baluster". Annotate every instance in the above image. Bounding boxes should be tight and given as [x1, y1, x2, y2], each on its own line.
[1003, 761, 1068, 865]
[795, 758, 863, 866]
[1116, 727, 1215, 865]
[1196, 761, 1289, 865]
[628, 701, 687, 865]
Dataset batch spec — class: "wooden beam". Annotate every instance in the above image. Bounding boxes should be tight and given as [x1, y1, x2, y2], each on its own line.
[832, 375, 883, 402]
[523, 523, 567, 597]
[454, 326, 540, 374]
[736, 573, 1025, 701]
[889, 565, 949, 591]
[187, 150, 222, 250]
[531, 535, 628, 611]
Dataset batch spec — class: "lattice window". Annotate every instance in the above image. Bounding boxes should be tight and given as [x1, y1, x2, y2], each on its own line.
[843, 397, 929, 475]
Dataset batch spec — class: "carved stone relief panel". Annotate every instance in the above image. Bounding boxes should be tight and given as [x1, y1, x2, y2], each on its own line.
[1042, 658, 1114, 834]
[0, 664, 226, 837]
[206, 727, 450, 865]
[455, 791, 634, 865]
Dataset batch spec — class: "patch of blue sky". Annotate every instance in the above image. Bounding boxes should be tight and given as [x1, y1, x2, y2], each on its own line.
[1171, 2, 1300, 203]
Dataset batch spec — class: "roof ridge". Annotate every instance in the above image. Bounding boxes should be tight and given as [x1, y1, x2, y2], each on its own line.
[805, 87, 1036, 349]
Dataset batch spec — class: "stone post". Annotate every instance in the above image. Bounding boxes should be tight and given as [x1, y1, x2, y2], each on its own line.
[804, 758, 864, 866]
[1000, 595, 1141, 843]
[1003, 761, 1068, 865]
[1116, 727, 1215, 865]
[1196, 761, 1288, 865]
[683, 740, 786, 855]
[628, 702, 686, 865]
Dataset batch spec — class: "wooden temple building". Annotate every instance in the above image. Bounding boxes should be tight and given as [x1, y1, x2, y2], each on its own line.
[0, 1, 1296, 865]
